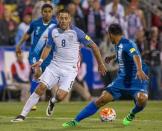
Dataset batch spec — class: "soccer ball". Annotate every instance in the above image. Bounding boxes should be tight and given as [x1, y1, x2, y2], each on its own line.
[99, 107, 116, 122]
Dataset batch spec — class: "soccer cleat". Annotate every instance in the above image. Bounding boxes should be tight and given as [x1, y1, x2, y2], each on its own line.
[123, 112, 135, 126]
[62, 120, 79, 128]
[46, 99, 55, 116]
[31, 106, 37, 111]
[11, 115, 25, 122]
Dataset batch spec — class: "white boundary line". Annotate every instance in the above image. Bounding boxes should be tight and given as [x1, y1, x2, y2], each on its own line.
[0, 116, 162, 123]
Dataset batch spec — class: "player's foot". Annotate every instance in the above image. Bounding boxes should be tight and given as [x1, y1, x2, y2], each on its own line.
[123, 112, 135, 126]
[62, 120, 79, 128]
[31, 106, 37, 111]
[11, 115, 25, 122]
[46, 99, 55, 116]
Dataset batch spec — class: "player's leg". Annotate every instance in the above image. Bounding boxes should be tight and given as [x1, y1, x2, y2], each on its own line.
[46, 88, 69, 116]
[11, 67, 57, 122]
[62, 90, 114, 127]
[132, 92, 148, 114]
[30, 67, 42, 110]
[62, 79, 122, 127]
[11, 82, 47, 122]
[30, 80, 39, 110]
[30, 67, 42, 94]
[123, 91, 148, 126]
[62, 90, 71, 103]
[46, 74, 76, 116]
[76, 90, 114, 121]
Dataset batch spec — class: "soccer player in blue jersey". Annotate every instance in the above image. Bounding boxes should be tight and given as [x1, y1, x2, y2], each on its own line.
[11, 9, 107, 122]
[63, 23, 149, 127]
[16, 4, 57, 110]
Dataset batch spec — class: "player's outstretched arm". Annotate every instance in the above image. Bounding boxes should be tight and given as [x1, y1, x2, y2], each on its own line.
[16, 33, 30, 54]
[75, 26, 107, 75]
[88, 43, 107, 76]
[32, 45, 52, 68]
[133, 55, 149, 80]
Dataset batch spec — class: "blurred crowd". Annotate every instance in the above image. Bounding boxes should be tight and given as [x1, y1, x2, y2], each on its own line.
[0, 0, 162, 101]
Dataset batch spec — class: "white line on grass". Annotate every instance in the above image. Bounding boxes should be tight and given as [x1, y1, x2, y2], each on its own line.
[0, 116, 162, 123]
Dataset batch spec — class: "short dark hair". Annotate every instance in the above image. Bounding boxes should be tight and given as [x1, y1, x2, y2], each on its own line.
[57, 9, 70, 16]
[108, 23, 123, 35]
[41, 4, 53, 11]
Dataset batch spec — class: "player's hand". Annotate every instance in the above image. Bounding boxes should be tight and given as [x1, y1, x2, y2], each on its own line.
[16, 45, 22, 56]
[105, 56, 115, 64]
[32, 61, 42, 69]
[105, 56, 112, 64]
[34, 67, 42, 79]
[136, 70, 149, 81]
[98, 63, 107, 76]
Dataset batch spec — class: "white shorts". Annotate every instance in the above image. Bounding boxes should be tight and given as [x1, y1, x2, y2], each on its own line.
[39, 64, 77, 92]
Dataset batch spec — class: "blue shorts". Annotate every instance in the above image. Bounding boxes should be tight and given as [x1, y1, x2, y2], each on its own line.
[106, 77, 149, 100]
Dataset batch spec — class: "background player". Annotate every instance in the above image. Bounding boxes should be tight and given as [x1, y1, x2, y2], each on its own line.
[11, 9, 107, 122]
[63, 23, 149, 127]
[16, 4, 57, 110]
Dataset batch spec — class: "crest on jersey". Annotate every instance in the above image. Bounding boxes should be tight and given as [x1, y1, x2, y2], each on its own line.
[69, 35, 73, 41]
[33, 57, 37, 63]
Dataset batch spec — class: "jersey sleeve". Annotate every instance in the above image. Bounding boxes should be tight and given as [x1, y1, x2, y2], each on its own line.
[26, 21, 34, 34]
[46, 27, 55, 48]
[124, 42, 139, 57]
[74, 26, 94, 46]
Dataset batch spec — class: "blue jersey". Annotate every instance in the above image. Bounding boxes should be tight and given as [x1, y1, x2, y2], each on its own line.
[115, 37, 147, 80]
[106, 37, 148, 99]
[27, 17, 57, 69]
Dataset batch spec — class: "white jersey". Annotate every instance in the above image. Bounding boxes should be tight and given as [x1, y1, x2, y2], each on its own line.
[39, 25, 94, 92]
[47, 25, 94, 71]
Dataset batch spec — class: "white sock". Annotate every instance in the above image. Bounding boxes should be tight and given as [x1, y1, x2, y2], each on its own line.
[21, 92, 40, 117]
[51, 97, 57, 103]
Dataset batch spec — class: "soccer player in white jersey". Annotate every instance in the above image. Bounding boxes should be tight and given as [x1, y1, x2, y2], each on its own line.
[11, 9, 107, 122]
[15, 4, 57, 110]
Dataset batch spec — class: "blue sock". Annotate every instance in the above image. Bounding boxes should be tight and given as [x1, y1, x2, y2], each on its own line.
[30, 80, 39, 94]
[75, 101, 99, 122]
[131, 103, 145, 115]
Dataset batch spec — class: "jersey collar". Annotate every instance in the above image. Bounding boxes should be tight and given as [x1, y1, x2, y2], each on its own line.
[41, 18, 51, 26]
[116, 36, 124, 47]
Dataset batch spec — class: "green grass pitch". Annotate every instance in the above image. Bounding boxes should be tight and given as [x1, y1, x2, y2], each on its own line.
[0, 101, 162, 131]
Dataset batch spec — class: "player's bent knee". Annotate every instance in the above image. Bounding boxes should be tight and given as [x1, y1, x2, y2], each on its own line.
[95, 91, 113, 108]
[56, 89, 68, 101]
[136, 92, 148, 106]
[35, 83, 47, 96]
